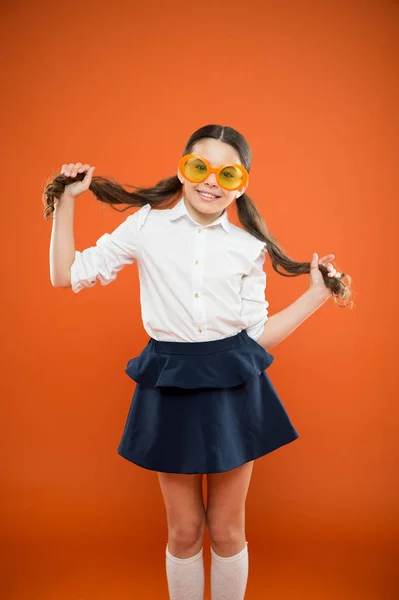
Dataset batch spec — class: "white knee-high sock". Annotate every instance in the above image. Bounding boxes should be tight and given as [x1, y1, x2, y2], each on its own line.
[210, 541, 249, 600]
[165, 544, 205, 600]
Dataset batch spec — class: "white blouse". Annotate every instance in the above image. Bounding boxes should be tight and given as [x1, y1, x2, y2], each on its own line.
[70, 196, 269, 342]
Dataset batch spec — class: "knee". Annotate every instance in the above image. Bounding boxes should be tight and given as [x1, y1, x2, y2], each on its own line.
[169, 518, 206, 549]
[208, 525, 243, 549]
[207, 512, 245, 548]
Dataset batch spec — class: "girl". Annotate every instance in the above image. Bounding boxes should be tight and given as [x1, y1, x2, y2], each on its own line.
[45, 124, 351, 600]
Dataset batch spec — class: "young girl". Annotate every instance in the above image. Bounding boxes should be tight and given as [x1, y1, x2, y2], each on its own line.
[45, 124, 351, 600]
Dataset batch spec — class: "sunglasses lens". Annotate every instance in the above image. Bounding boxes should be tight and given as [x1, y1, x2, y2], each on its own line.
[182, 157, 208, 182]
[218, 165, 244, 190]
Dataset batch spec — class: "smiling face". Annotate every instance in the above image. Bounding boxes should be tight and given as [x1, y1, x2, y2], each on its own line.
[177, 138, 248, 226]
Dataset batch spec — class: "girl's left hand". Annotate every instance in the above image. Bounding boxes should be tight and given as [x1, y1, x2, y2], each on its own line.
[309, 252, 340, 298]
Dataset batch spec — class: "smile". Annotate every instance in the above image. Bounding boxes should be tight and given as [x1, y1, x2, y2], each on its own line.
[197, 190, 220, 201]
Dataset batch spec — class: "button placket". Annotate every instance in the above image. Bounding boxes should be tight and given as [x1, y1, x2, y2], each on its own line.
[192, 226, 207, 331]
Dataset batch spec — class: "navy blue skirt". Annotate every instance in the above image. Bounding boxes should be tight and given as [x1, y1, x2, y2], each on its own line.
[117, 330, 299, 474]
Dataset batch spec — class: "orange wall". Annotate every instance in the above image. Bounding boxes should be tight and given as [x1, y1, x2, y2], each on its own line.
[1, 0, 398, 597]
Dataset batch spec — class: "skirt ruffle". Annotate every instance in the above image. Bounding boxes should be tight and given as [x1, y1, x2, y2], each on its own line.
[125, 335, 274, 390]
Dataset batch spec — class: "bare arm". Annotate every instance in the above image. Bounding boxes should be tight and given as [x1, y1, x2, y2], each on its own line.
[48, 162, 95, 288]
[256, 251, 339, 350]
[257, 287, 330, 351]
[49, 193, 76, 287]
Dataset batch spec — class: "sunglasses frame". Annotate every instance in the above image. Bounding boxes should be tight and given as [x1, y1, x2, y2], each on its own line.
[178, 153, 249, 192]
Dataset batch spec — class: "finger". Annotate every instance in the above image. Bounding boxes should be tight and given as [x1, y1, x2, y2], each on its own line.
[83, 165, 95, 181]
[65, 163, 75, 176]
[311, 252, 320, 269]
[71, 163, 82, 177]
[318, 254, 335, 264]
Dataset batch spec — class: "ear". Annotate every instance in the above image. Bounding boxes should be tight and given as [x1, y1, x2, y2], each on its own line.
[177, 169, 184, 185]
[236, 185, 248, 198]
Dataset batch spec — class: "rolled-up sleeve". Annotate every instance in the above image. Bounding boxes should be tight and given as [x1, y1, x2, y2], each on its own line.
[70, 203, 151, 293]
[240, 243, 269, 342]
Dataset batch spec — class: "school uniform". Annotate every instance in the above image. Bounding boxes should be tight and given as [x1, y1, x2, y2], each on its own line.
[70, 195, 299, 474]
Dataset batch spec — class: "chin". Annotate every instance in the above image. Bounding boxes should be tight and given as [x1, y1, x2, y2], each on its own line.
[195, 201, 222, 214]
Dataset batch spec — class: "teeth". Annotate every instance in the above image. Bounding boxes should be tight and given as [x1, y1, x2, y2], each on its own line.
[198, 191, 217, 198]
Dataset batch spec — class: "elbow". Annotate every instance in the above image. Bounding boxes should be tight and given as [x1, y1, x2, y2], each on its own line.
[50, 270, 72, 289]
[51, 280, 72, 289]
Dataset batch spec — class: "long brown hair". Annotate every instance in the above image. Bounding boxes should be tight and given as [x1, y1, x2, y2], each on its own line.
[43, 124, 352, 306]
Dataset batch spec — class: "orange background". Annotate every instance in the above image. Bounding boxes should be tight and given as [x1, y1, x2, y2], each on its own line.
[1, 1, 398, 598]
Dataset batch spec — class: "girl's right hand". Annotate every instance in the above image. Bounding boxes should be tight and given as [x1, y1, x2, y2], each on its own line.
[60, 163, 95, 198]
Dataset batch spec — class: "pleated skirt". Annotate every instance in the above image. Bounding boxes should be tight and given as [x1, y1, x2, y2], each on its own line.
[117, 329, 299, 474]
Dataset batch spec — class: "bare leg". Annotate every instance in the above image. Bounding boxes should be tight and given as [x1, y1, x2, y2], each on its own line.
[207, 461, 255, 600]
[158, 472, 206, 600]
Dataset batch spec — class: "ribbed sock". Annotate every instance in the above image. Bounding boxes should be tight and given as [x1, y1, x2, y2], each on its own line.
[210, 541, 249, 600]
[165, 544, 205, 600]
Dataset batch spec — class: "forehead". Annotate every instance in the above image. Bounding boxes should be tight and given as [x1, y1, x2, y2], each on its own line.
[191, 138, 242, 167]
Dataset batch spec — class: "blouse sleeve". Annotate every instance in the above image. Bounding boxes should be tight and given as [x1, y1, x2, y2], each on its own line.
[70, 203, 151, 293]
[240, 243, 269, 342]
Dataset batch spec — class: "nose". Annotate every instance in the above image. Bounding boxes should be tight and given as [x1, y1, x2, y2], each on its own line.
[204, 171, 218, 186]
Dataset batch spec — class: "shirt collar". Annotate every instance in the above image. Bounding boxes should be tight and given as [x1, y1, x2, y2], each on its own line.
[167, 196, 232, 233]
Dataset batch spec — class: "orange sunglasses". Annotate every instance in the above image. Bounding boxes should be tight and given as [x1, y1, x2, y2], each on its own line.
[178, 154, 249, 192]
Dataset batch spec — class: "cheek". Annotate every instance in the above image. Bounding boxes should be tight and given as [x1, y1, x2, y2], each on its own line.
[225, 191, 237, 202]
[182, 181, 195, 194]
